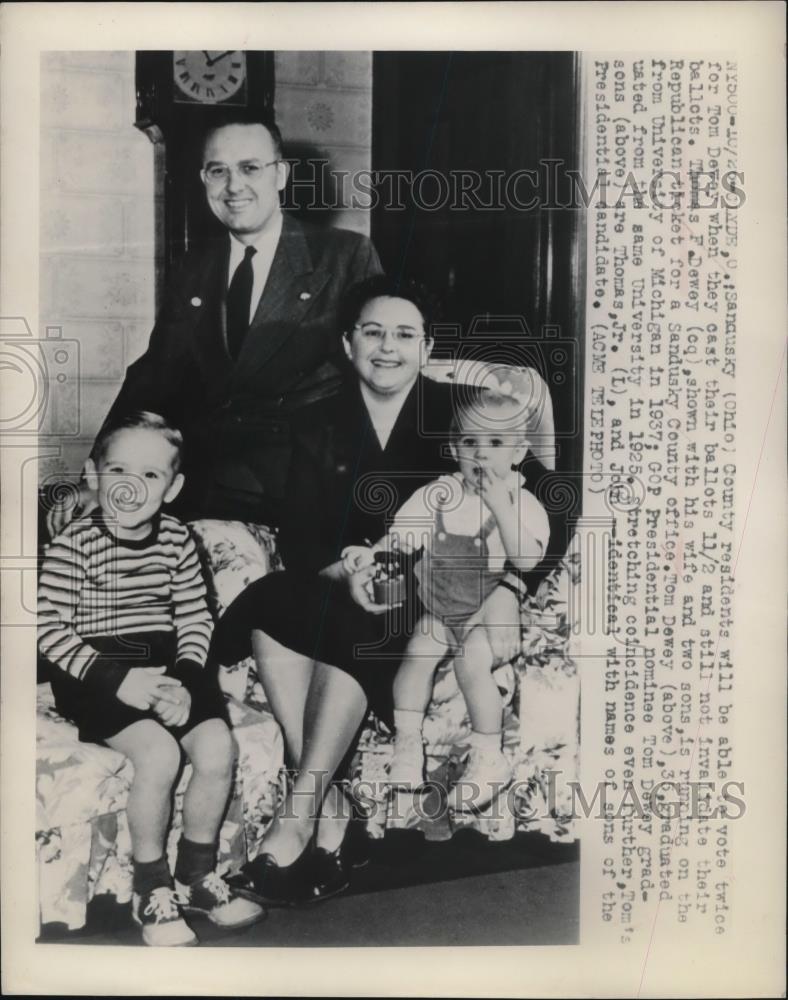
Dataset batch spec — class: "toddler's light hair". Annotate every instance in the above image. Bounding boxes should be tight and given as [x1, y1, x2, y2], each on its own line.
[450, 388, 531, 443]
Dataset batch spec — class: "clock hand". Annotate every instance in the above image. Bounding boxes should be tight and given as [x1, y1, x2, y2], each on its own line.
[206, 50, 234, 67]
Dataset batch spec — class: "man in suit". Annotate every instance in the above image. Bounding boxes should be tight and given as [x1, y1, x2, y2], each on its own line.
[51, 112, 382, 531]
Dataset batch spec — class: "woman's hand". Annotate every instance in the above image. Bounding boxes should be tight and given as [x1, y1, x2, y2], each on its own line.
[341, 545, 375, 575]
[480, 584, 522, 665]
[348, 563, 394, 614]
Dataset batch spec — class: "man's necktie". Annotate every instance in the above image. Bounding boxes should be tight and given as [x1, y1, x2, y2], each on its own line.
[226, 245, 256, 360]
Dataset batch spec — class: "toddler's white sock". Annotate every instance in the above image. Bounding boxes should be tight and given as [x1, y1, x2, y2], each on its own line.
[468, 730, 503, 753]
[394, 708, 424, 736]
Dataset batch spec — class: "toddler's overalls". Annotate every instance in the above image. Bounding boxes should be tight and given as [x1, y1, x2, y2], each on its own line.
[414, 504, 504, 647]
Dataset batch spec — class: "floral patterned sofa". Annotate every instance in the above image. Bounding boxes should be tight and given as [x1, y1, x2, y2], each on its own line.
[36, 517, 580, 932]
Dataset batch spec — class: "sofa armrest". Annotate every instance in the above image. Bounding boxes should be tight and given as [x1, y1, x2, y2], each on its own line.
[188, 520, 281, 702]
[188, 519, 281, 617]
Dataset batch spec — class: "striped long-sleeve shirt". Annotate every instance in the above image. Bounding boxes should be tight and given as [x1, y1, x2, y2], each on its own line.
[38, 510, 214, 696]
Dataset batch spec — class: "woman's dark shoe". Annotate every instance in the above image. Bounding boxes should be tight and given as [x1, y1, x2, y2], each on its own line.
[308, 813, 371, 900]
[229, 828, 362, 907]
[230, 813, 372, 907]
[227, 847, 316, 908]
[309, 843, 351, 901]
[341, 814, 372, 870]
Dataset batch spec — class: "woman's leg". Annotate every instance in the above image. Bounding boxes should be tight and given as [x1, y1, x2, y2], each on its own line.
[251, 629, 314, 767]
[261, 661, 368, 865]
[251, 627, 366, 856]
[315, 782, 354, 852]
[106, 719, 182, 863]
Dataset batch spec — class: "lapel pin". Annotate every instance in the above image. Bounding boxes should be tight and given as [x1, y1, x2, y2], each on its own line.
[299, 292, 311, 301]
[190, 296, 202, 307]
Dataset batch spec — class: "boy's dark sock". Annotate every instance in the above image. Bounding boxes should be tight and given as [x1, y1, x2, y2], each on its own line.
[132, 855, 172, 896]
[174, 837, 216, 886]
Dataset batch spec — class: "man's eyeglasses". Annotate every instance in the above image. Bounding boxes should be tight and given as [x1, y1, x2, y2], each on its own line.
[202, 160, 280, 186]
[353, 323, 425, 344]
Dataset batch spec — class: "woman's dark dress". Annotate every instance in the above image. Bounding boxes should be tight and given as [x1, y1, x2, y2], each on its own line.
[213, 375, 455, 725]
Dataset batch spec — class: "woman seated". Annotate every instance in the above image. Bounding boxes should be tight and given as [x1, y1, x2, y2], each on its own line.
[214, 275, 526, 905]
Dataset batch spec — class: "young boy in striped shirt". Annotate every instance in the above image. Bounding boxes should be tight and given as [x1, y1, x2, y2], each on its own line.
[38, 411, 262, 946]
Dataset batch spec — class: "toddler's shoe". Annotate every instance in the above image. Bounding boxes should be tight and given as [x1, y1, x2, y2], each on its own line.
[447, 748, 513, 813]
[132, 886, 198, 947]
[387, 732, 426, 789]
[175, 869, 265, 929]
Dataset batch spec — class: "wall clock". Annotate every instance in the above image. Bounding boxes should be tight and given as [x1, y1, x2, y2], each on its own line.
[173, 51, 247, 105]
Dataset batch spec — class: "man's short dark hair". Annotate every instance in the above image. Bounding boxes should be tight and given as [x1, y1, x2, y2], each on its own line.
[201, 110, 284, 162]
[339, 274, 442, 339]
[93, 411, 184, 472]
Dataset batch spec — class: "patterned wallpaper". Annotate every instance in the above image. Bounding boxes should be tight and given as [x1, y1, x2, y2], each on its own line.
[275, 51, 372, 235]
[39, 51, 157, 484]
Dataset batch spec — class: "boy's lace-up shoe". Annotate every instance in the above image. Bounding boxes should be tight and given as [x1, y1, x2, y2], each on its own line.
[175, 869, 265, 929]
[132, 886, 198, 947]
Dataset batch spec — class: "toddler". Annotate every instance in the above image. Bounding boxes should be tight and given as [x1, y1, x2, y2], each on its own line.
[344, 391, 549, 811]
[38, 411, 263, 945]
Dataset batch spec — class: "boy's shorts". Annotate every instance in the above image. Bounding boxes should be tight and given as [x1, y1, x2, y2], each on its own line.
[48, 631, 229, 745]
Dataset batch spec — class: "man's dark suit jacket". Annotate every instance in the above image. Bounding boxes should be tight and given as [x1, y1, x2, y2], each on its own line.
[104, 214, 382, 524]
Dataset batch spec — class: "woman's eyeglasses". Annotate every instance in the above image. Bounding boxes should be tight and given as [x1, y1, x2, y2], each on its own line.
[353, 323, 425, 344]
[202, 160, 280, 186]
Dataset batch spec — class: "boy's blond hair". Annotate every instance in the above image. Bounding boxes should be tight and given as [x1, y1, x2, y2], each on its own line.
[92, 411, 184, 471]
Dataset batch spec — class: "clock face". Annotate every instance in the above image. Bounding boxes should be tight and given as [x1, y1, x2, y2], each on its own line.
[173, 51, 247, 104]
